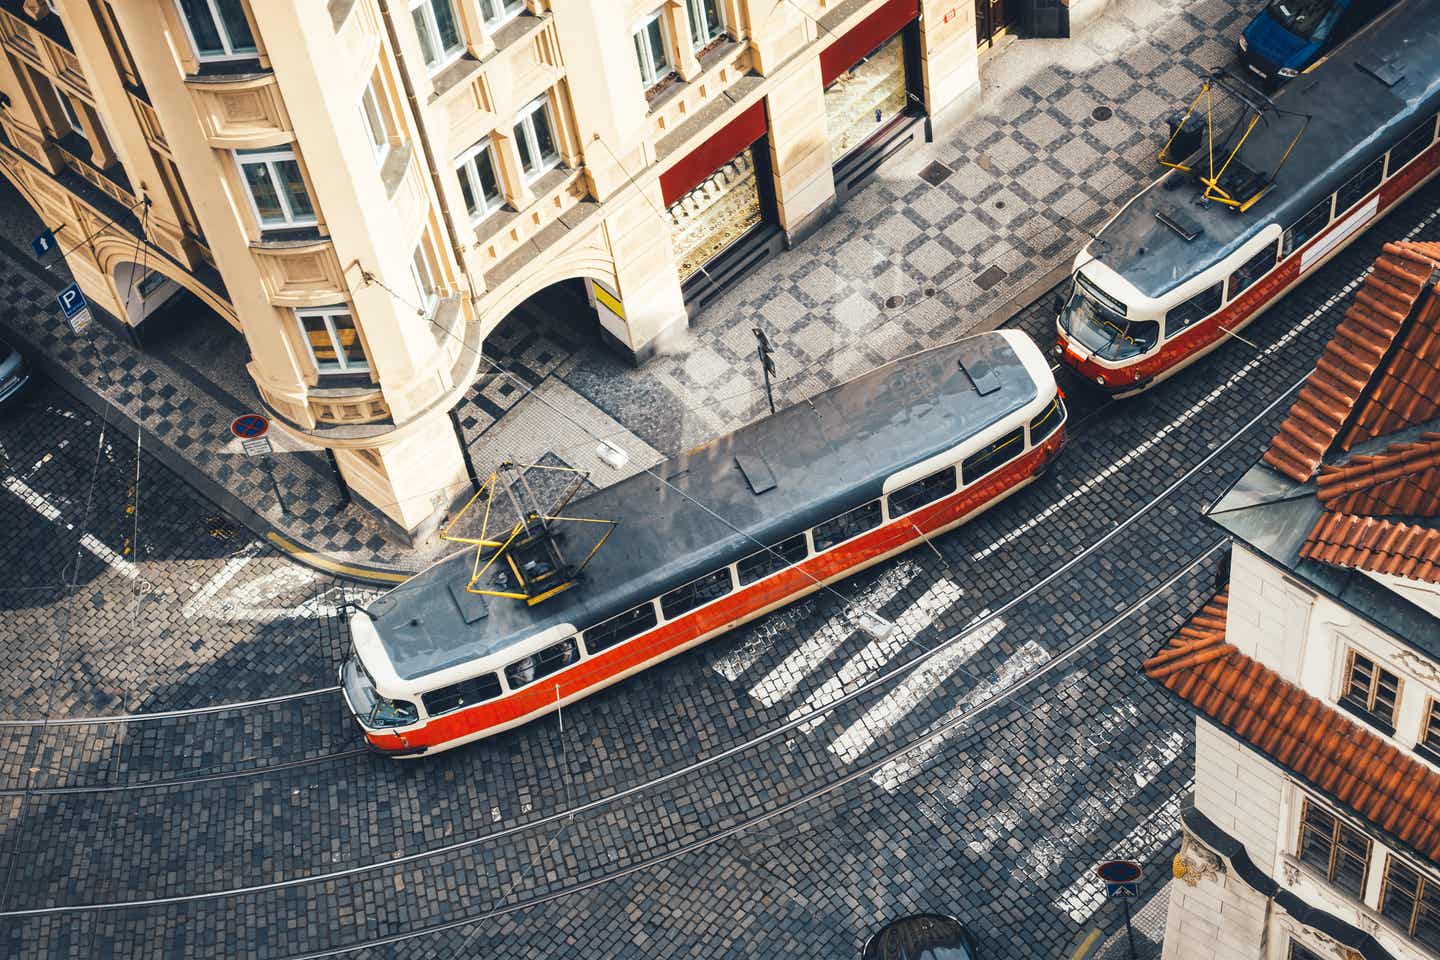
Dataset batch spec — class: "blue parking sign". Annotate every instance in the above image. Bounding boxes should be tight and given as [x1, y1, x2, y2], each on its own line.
[56, 283, 87, 319]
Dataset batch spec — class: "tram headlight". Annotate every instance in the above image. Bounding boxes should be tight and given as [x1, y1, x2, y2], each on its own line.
[1237, 35, 1247, 53]
[1053, 342, 1064, 357]
[1095, 375, 1106, 386]
[1278, 67, 1299, 78]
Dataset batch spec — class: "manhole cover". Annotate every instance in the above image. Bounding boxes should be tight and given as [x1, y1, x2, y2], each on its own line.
[919, 161, 953, 187]
[975, 264, 1009, 291]
[995, 200, 1006, 210]
[1092, 105, 1113, 121]
[884, 295, 905, 309]
[924, 287, 937, 297]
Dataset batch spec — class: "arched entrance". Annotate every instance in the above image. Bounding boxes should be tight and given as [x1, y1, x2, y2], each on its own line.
[110, 258, 184, 331]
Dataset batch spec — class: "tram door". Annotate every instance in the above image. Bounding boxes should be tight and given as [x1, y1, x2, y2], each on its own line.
[975, 0, 1015, 47]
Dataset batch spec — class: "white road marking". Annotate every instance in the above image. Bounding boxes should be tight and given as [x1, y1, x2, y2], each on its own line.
[970, 267, 1369, 563]
[3, 475, 137, 580]
[827, 612, 1003, 762]
[872, 638, 1051, 791]
[711, 598, 819, 682]
[793, 580, 966, 734]
[1052, 786, 1189, 923]
[746, 560, 923, 708]
[180, 542, 262, 619]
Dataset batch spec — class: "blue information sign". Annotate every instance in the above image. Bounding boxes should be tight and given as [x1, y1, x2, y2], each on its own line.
[32, 229, 56, 258]
[56, 283, 87, 320]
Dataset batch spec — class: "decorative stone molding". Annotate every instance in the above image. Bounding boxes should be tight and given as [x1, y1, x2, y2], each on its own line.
[1355, 914, 1380, 936]
[250, 239, 348, 307]
[185, 72, 293, 148]
[1283, 861, 1301, 886]
[1172, 831, 1225, 886]
[1391, 648, 1439, 683]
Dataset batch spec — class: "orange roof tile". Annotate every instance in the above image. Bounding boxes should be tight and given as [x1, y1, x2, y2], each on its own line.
[1262, 243, 1440, 483]
[1300, 512, 1440, 585]
[1341, 291, 1440, 450]
[1316, 432, 1440, 516]
[1145, 590, 1440, 862]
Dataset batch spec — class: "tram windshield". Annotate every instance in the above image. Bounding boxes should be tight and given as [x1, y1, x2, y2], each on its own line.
[341, 656, 418, 728]
[1265, 0, 1333, 38]
[1059, 275, 1159, 362]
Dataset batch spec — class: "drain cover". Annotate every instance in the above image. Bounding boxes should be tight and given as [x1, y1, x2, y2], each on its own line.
[919, 161, 953, 187]
[1092, 105, 1113, 121]
[884, 295, 905, 309]
[975, 264, 1008, 291]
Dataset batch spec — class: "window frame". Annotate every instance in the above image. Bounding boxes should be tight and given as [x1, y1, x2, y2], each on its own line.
[812, 500, 883, 553]
[1385, 115, 1438, 178]
[660, 568, 735, 620]
[48, 77, 85, 137]
[174, 0, 258, 62]
[421, 671, 502, 717]
[1163, 281, 1223, 340]
[410, 236, 440, 314]
[1283, 196, 1333, 257]
[456, 138, 504, 221]
[1422, 697, 1440, 754]
[1336, 157, 1384, 215]
[1029, 394, 1065, 446]
[234, 146, 317, 230]
[583, 601, 659, 655]
[409, 0, 465, 72]
[1338, 647, 1401, 731]
[512, 95, 560, 182]
[960, 427, 1025, 487]
[503, 636, 580, 691]
[1296, 797, 1372, 898]
[736, 534, 809, 586]
[632, 11, 672, 89]
[1227, 240, 1279, 301]
[1380, 854, 1440, 950]
[685, 0, 725, 49]
[479, 0, 526, 29]
[359, 76, 394, 164]
[295, 306, 369, 375]
[886, 467, 958, 519]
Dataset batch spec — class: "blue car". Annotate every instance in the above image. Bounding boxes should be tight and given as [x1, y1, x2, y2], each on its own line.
[1238, 0, 1348, 85]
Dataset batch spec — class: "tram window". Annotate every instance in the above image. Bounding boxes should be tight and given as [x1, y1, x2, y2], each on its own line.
[736, 534, 808, 585]
[1164, 282, 1222, 339]
[504, 637, 580, 690]
[1227, 243, 1278, 300]
[812, 500, 882, 552]
[583, 602, 658, 655]
[1386, 117, 1437, 175]
[1028, 394, 1065, 445]
[886, 468, 957, 518]
[422, 672, 502, 717]
[961, 428, 1025, 486]
[1336, 158, 1383, 214]
[1282, 198, 1331, 257]
[660, 568, 734, 620]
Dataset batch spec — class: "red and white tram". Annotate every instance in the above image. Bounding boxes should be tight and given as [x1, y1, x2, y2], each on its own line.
[340, 331, 1065, 756]
[1056, 0, 1440, 396]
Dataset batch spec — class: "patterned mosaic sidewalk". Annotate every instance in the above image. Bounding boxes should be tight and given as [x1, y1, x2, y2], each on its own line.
[0, 0, 1248, 575]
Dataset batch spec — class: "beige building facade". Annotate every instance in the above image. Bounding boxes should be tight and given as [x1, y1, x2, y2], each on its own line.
[0, 0, 1098, 536]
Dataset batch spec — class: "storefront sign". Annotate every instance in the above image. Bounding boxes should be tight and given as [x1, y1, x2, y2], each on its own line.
[819, 0, 919, 86]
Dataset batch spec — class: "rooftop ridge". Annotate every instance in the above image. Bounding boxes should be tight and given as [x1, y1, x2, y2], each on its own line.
[1300, 512, 1440, 585]
[1144, 589, 1440, 863]
[1317, 433, 1440, 516]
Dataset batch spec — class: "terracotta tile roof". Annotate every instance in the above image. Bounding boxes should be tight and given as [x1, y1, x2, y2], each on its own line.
[1300, 512, 1440, 585]
[1145, 590, 1440, 862]
[1316, 432, 1440, 516]
[1340, 290, 1440, 450]
[1263, 242, 1440, 483]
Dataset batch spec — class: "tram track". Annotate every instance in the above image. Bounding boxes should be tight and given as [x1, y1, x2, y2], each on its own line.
[0, 341, 1305, 915]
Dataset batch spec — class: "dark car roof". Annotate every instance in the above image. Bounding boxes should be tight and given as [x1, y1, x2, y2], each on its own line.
[368, 333, 1039, 681]
[862, 914, 977, 960]
[1095, 0, 1440, 299]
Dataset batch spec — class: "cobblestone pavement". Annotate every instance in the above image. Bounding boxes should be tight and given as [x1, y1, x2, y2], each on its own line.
[2, 160, 1436, 957]
[2, 0, 1249, 571]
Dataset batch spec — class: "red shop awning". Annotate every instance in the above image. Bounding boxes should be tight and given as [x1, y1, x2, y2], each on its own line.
[819, 0, 919, 87]
[659, 99, 768, 207]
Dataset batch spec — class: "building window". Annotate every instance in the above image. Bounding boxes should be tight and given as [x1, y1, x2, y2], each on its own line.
[236, 147, 316, 229]
[479, 0, 525, 27]
[1339, 649, 1401, 731]
[512, 96, 559, 181]
[1380, 856, 1440, 950]
[410, 0, 463, 70]
[296, 308, 368, 374]
[1297, 799, 1371, 898]
[686, 0, 724, 48]
[456, 140, 503, 220]
[410, 238, 439, 314]
[175, 0, 257, 61]
[48, 77, 85, 138]
[359, 75, 394, 163]
[1287, 942, 1325, 960]
[632, 12, 672, 90]
[1420, 698, 1440, 755]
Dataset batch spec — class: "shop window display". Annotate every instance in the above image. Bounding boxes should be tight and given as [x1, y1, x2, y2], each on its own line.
[824, 33, 908, 162]
[667, 148, 762, 281]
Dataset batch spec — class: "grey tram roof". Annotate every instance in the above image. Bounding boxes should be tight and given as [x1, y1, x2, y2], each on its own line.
[367, 333, 1039, 681]
[1206, 416, 1440, 663]
[1093, 0, 1440, 300]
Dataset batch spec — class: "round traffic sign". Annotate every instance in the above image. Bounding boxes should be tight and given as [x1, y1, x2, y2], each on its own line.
[230, 414, 269, 440]
[1096, 860, 1143, 884]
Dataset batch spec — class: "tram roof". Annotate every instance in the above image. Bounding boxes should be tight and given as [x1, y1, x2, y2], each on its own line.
[1095, 0, 1440, 300]
[367, 332, 1039, 681]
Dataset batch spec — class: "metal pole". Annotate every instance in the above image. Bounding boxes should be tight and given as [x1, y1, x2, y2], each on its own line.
[759, 344, 775, 414]
[448, 407, 482, 491]
[1123, 896, 1136, 960]
[324, 448, 352, 507]
[265, 456, 289, 516]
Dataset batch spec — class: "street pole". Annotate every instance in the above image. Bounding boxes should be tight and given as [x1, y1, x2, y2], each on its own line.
[1123, 896, 1136, 960]
[264, 455, 289, 515]
[752, 327, 776, 415]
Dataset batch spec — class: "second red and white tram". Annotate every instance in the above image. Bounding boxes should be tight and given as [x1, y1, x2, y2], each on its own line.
[341, 331, 1065, 757]
[1056, 0, 1440, 396]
